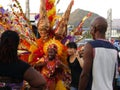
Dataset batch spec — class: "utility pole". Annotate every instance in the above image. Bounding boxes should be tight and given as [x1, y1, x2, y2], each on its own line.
[25, 0, 30, 20]
[106, 8, 112, 40]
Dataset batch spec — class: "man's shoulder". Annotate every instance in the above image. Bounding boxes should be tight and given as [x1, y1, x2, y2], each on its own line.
[87, 40, 99, 47]
[88, 40, 117, 50]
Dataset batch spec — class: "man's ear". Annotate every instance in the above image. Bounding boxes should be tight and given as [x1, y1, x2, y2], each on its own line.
[93, 27, 97, 33]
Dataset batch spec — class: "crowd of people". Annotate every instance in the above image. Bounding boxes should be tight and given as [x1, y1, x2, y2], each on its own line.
[0, 0, 120, 90]
[0, 16, 120, 90]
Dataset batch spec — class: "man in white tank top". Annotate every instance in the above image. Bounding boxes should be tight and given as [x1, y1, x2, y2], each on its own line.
[79, 16, 118, 90]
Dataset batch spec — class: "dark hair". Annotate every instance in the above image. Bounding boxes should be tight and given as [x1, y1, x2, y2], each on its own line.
[0, 30, 19, 63]
[32, 25, 40, 38]
[67, 42, 77, 49]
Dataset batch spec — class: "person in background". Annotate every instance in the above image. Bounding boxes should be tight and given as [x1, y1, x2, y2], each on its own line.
[66, 42, 84, 90]
[79, 16, 118, 90]
[32, 25, 40, 39]
[0, 30, 46, 90]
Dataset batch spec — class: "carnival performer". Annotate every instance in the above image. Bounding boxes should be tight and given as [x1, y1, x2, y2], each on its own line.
[28, 0, 54, 64]
[34, 39, 69, 90]
[27, 1, 74, 89]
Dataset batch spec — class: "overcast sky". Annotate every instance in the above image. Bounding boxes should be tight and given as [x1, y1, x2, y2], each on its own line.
[0, 0, 120, 19]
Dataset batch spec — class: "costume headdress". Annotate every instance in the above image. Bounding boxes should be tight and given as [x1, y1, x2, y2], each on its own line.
[0, 0, 37, 50]
[37, 0, 50, 32]
[74, 12, 92, 42]
[74, 12, 92, 33]
[43, 38, 63, 56]
[0, 5, 5, 14]
[55, 0, 74, 40]
[48, 44, 58, 52]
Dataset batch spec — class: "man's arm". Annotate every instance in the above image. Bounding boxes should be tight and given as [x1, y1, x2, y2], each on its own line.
[78, 43, 93, 90]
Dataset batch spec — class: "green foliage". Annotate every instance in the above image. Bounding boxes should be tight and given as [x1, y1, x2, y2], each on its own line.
[85, 31, 92, 38]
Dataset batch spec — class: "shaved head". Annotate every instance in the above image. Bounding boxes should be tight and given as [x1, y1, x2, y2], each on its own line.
[92, 16, 108, 34]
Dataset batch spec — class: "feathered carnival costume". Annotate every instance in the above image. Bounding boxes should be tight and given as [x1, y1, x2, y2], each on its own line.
[0, 0, 92, 89]
[28, 0, 74, 66]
